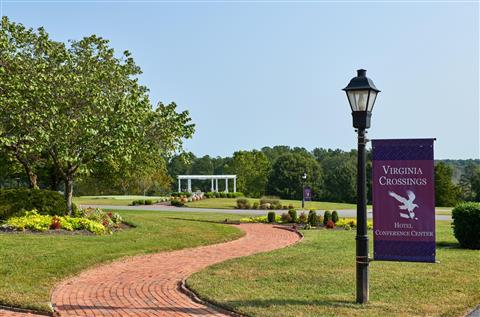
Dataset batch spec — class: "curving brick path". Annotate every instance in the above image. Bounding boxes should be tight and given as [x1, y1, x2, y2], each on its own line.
[0, 224, 300, 317]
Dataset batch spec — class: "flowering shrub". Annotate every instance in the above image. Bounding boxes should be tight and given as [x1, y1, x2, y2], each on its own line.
[51, 216, 61, 230]
[326, 220, 336, 229]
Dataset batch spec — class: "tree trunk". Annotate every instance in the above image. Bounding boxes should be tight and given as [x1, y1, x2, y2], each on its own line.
[65, 176, 74, 215]
[49, 165, 62, 191]
[22, 162, 38, 189]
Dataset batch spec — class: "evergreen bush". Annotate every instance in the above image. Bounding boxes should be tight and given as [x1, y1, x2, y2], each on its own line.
[288, 209, 297, 223]
[323, 210, 332, 225]
[0, 189, 73, 220]
[308, 210, 317, 226]
[332, 210, 339, 223]
[452, 202, 480, 249]
[267, 211, 276, 223]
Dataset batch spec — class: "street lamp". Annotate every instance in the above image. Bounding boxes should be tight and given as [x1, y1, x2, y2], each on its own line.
[301, 173, 307, 209]
[343, 69, 380, 304]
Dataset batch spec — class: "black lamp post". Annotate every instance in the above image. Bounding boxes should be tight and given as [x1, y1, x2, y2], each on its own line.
[343, 69, 380, 304]
[301, 173, 307, 209]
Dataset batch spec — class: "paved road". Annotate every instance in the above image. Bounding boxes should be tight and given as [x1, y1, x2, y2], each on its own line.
[81, 204, 452, 221]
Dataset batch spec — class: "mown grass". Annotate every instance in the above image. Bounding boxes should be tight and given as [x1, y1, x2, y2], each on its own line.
[73, 195, 167, 206]
[188, 221, 479, 317]
[0, 210, 244, 312]
[186, 198, 359, 210]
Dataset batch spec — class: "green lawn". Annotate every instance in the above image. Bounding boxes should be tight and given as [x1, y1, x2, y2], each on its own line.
[186, 198, 359, 210]
[73, 195, 167, 206]
[188, 221, 479, 317]
[0, 210, 244, 312]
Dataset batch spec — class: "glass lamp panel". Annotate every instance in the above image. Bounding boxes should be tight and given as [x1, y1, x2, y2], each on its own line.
[347, 90, 369, 111]
[367, 90, 377, 111]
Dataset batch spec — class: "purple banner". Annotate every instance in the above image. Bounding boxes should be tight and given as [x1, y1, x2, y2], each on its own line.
[303, 186, 312, 201]
[372, 139, 436, 263]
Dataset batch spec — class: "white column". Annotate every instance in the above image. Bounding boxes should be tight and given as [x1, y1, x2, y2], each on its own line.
[234, 177, 237, 192]
[178, 178, 181, 192]
[225, 178, 228, 192]
[215, 179, 219, 192]
[187, 178, 192, 193]
[211, 178, 214, 192]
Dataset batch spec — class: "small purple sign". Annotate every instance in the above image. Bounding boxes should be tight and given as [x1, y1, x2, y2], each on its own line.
[372, 139, 436, 263]
[303, 186, 312, 201]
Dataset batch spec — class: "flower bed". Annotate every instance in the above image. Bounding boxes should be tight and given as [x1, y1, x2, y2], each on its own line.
[1, 208, 126, 235]
[240, 212, 373, 230]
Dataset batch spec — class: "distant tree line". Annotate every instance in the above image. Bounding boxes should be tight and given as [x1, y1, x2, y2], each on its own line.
[167, 147, 480, 206]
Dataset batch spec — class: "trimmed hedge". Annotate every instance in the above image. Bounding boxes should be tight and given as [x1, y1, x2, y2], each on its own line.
[267, 211, 276, 223]
[323, 210, 332, 225]
[452, 202, 480, 249]
[0, 188, 74, 220]
[332, 210, 339, 223]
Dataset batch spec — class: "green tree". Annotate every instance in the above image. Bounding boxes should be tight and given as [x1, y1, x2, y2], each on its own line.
[459, 162, 480, 201]
[322, 156, 357, 203]
[0, 17, 65, 188]
[266, 153, 322, 200]
[230, 150, 270, 197]
[1, 18, 194, 212]
[435, 162, 461, 207]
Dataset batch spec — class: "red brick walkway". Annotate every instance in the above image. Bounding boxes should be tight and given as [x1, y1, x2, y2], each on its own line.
[1, 224, 300, 317]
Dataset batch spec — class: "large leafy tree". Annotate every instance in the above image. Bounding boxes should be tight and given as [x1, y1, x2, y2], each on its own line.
[0, 17, 65, 188]
[435, 162, 461, 207]
[230, 150, 270, 197]
[266, 153, 322, 200]
[459, 162, 480, 202]
[1, 18, 194, 213]
[322, 154, 357, 203]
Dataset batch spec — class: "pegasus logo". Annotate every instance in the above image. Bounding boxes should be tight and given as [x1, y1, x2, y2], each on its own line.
[388, 190, 419, 220]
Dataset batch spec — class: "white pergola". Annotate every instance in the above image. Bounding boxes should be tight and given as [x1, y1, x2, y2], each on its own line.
[177, 175, 237, 193]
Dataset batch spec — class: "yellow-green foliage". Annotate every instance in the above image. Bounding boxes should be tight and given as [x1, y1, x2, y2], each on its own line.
[4, 210, 108, 235]
[336, 218, 373, 229]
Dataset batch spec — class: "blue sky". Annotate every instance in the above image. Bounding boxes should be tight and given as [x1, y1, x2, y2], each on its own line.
[2, 1, 479, 159]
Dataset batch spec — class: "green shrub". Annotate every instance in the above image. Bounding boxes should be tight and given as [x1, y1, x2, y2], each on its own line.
[252, 202, 259, 209]
[298, 212, 307, 224]
[332, 210, 339, 223]
[267, 211, 276, 223]
[272, 202, 282, 210]
[288, 204, 294, 209]
[323, 210, 332, 225]
[452, 202, 480, 249]
[144, 199, 153, 205]
[308, 210, 318, 226]
[218, 192, 226, 198]
[0, 188, 74, 220]
[260, 196, 280, 206]
[131, 199, 146, 206]
[236, 198, 251, 209]
[288, 209, 297, 223]
[281, 212, 292, 223]
[170, 199, 184, 207]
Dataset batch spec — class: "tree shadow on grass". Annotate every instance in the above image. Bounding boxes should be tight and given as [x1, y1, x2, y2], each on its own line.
[220, 298, 359, 310]
[436, 241, 460, 249]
